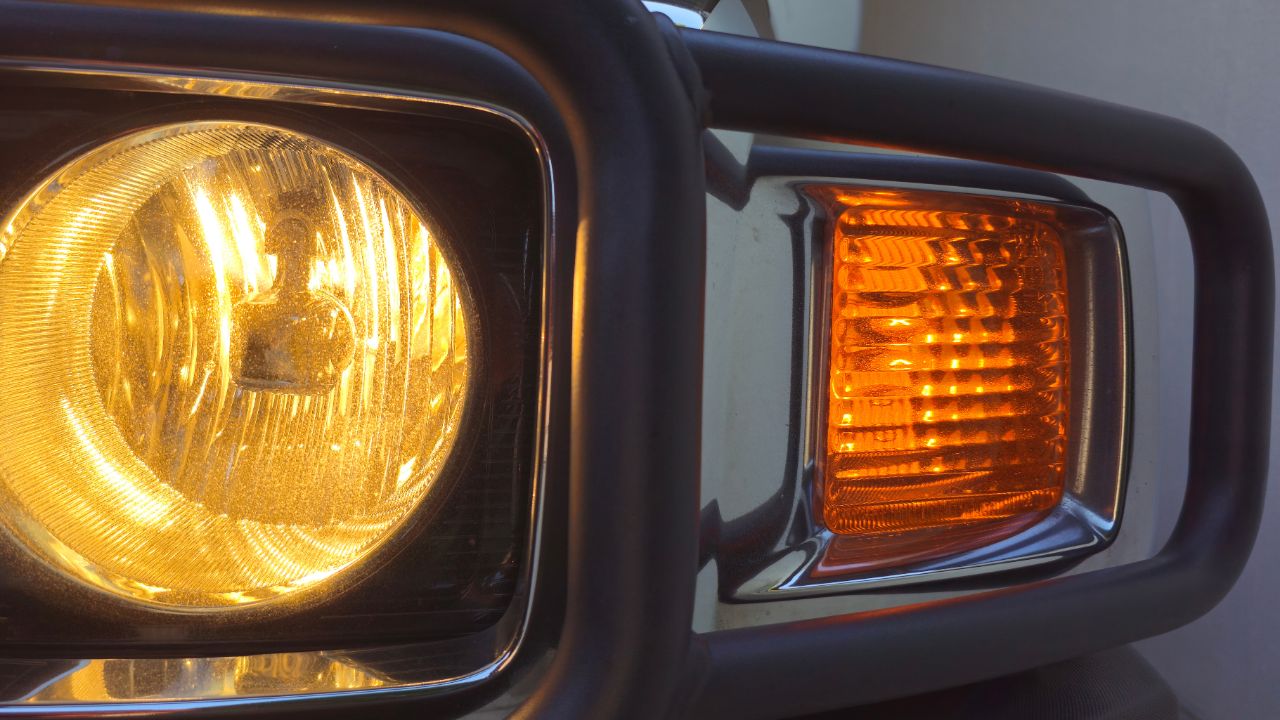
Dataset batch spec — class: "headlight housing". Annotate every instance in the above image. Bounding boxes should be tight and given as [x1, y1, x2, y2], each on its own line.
[0, 53, 550, 681]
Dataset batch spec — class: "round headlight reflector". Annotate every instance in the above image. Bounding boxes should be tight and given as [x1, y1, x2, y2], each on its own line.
[0, 122, 471, 609]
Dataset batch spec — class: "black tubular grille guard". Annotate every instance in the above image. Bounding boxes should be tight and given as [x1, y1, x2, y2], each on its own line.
[683, 29, 1273, 719]
[3, 3, 1269, 719]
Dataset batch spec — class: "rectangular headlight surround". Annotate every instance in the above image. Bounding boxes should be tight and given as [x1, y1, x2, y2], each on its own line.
[0, 62, 551, 701]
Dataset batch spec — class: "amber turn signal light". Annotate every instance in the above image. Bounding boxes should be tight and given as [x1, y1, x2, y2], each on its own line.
[814, 187, 1070, 573]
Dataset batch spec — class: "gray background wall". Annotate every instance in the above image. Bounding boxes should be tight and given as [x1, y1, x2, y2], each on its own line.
[851, 2, 1279, 718]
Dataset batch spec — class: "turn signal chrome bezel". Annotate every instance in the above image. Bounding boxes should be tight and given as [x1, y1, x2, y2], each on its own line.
[728, 180, 1130, 600]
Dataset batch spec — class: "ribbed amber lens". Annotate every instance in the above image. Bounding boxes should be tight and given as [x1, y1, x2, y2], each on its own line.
[818, 187, 1068, 572]
[0, 123, 470, 608]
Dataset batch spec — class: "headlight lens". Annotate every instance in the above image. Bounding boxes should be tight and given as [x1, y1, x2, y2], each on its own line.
[0, 122, 471, 609]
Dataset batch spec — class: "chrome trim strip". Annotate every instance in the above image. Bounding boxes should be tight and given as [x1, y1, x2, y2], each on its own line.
[0, 60, 556, 710]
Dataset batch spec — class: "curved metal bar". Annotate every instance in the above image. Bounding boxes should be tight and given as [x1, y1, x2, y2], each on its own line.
[27, 1, 707, 719]
[685, 29, 1272, 718]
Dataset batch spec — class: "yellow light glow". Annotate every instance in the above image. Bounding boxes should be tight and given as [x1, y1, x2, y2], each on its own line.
[20, 651, 390, 703]
[0, 122, 471, 609]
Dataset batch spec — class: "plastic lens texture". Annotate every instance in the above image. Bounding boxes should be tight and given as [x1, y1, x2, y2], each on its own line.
[817, 187, 1069, 571]
[0, 122, 470, 609]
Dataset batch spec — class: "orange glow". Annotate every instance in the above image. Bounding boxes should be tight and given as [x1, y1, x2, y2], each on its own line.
[816, 187, 1069, 571]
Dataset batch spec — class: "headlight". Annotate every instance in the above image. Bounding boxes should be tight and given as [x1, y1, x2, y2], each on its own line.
[0, 121, 472, 609]
[0, 44, 547, 681]
[0, 121, 473, 604]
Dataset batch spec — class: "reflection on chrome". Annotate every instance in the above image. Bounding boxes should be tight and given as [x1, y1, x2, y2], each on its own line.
[20, 652, 390, 704]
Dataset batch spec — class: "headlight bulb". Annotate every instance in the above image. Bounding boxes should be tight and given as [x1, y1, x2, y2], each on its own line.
[231, 192, 357, 395]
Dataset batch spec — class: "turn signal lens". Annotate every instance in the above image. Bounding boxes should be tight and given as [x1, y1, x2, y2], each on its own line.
[0, 122, 471, 609]
[815, 187, 1069, 572]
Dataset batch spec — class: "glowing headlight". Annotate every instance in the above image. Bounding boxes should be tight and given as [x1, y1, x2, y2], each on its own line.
[0, 122, 471, 609]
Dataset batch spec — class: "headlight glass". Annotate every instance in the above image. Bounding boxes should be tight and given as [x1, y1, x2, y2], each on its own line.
[0, 122, 471, 609]
[816, 187, 1069, 571]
